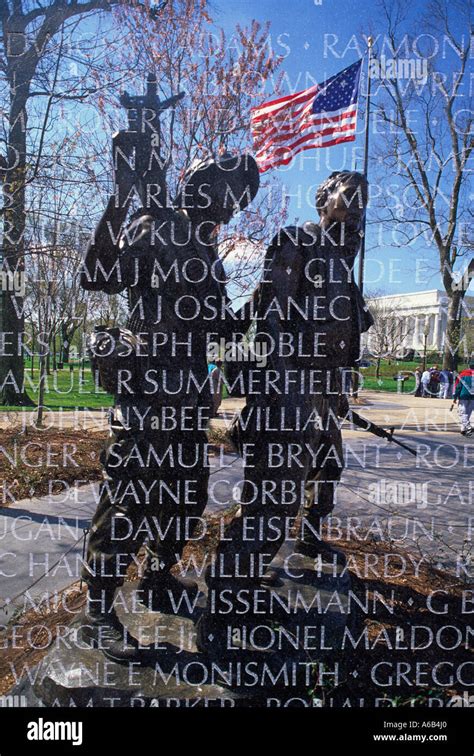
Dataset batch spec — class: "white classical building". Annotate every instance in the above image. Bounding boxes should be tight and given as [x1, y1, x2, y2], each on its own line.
[363, 289, 474, 355]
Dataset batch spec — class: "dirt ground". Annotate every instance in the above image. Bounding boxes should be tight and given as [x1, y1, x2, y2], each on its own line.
[0, 427, 236, 504]
[0, 429, 107, 501]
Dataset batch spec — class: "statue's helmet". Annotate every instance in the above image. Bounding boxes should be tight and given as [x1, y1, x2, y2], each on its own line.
[316, 170, 368, 227]
[179, 153, 260, 225]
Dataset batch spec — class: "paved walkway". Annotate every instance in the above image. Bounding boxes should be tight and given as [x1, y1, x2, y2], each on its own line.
[214, 393, 472, 574]
[0, 392, 471, 623]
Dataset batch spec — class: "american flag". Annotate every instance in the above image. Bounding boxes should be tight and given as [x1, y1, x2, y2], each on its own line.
[251, 59, 363, 173]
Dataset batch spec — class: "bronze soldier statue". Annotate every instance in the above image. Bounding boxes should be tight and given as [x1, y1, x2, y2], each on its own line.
[79, 76, 259, 662]
[198, 170, 374, 649]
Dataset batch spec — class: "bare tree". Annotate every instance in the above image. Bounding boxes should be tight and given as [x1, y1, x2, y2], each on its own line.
[365, 293, 410, 377]
[0, 0, 168, 405]
[370, 0, 473, 370]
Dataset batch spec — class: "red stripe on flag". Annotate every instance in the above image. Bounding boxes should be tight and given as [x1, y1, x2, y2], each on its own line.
[252, 108, 357, 150]
[256, 121, 357, 162]
[250, 86, 319, 121]
[258, 133, 357, 172]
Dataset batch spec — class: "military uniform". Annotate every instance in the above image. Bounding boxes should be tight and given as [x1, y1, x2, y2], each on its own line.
[82, 207, 234, 590]
[206, 214, 373, 598]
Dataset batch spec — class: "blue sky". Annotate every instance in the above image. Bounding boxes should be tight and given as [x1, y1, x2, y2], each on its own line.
[213, 0, 473, 297]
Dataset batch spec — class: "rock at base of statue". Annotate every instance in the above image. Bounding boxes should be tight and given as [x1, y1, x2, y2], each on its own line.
[15, 541, 360, 708]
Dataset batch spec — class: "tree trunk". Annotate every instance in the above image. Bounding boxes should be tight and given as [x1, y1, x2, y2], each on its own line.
[30, 322, 35, 378]
[0, 49, 34, 405]
[36, 351, 48, 428]
[443, 290, 464, 371]
[60, 321, 75, 364]
[375, 357, 381, 379]
[62, 338, 70, 364]
[52, 334, 57, 371]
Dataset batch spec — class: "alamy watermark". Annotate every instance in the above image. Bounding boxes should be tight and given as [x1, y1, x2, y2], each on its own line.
[369, 55, 428, 84]
[207, 338, 268, 368]
[0, 270, 25, 296]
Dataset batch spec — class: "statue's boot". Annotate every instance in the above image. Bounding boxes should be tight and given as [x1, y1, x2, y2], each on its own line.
[137, 565, 199, 615]
[81, 587, 154, 664]
[295, 537, 346, 567]
[295, 513, 346, 566]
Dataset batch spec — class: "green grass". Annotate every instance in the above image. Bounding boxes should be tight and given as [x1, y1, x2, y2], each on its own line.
[359, 359, 466, 394]
[1, 365, 113, 410]
[360, 360, 417, 394]
[361, 376, 414, 392]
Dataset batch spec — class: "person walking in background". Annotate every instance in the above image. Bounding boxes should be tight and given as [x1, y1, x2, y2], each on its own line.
[415, 367, 423, 397]
[428, 365, 441, 398]
[421, 367, 431, 397]
[439, 368, 453, 399]
[209, 358, 224, 417]
[454, 360, 474, 436]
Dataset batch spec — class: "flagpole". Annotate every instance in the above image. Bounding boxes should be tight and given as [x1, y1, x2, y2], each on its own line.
[353, 36, 374, 400]
[357, 36, 374, 295]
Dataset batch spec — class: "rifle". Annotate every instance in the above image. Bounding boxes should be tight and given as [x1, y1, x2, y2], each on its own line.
[118, 73, 185, 202]
[347, 409, 418, 457]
